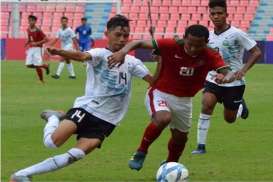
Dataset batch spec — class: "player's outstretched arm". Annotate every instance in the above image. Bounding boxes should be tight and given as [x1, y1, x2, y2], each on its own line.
[47, 47, 91, 62]
[234, 46, 261, 80]
[108, 40, 154, 68]
[215, 66, 235, 84]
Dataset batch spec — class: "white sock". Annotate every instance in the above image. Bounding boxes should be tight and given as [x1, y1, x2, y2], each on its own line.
[197, 113, 211, 145]
[236, 104, 243, 118]
[66, 63, 75, 76]
[43, 115, 59, 148]
[15, 148, 85, 177]
[56, 62, 65, 76]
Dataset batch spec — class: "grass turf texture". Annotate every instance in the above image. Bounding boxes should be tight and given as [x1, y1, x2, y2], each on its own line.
[2, 61, 273, 182]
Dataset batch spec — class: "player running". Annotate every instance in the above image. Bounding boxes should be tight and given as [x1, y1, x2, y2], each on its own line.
[9, 15, 155, 182]
[50, 16, 79, 79]
[192, 0, 262, 154]
[25, 15, 49, 83]
[108, 24, 235, 171]
[75, 17, 93, 52]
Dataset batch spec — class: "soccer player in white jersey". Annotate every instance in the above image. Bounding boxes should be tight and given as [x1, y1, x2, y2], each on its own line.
[50, 16, 79, 79]
[10, 15, 154, 182]
[192, 0, 262, 154]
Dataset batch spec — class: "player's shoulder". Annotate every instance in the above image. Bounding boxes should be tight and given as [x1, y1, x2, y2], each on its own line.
[204, 46, 221, 58]
[125, 54, 143, 65]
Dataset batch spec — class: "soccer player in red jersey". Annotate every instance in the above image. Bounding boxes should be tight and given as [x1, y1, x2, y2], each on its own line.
[25, 15, 49, 83]
[108, 24, 235, 170]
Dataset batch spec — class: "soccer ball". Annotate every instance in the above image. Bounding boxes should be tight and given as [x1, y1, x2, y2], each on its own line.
[156, 162, 189, 182]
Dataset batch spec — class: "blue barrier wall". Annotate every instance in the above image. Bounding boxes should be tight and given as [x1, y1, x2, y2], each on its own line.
[1, 39, 6, 60]
[136, 41, 273, 63]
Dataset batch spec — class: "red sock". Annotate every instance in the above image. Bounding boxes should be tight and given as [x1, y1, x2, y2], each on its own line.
[167, 137, 187, 162]
[35, 67, 44, 82]
[137, 122, 163, 153]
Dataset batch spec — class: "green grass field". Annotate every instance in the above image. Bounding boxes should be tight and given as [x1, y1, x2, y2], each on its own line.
[2, 61, 273, 182]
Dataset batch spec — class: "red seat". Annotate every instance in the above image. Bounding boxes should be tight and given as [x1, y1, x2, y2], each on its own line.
[130, 7, 139, 13]
[191, 0, 200, 6]
[121, 6, 130, 13]
[172, 0, 181, 6]
[151, 6, 159, 13]
[135, 27, 144, 33]
[133, 0, 142, 6]
[178, 7, 188, 13]
[198, 20, 209, 26]
[137, 20, 146, 27]
[140, 6, 148, 13]
[26, 5, 36, 12]
[162, 0, 171, 6]
[66, 5, 75, 12]
[197, 7, 207, 13]
[55, 5, 65, 13]
[191, 14, 201, 21]
[236, 7, 245, 14]
[181, 14, 190, 21]
[159, 6, 169, 13]
[75, 6, 84, 13]
[155, 27, 164, 33]
[187, 7, 196, 14]
[139, 13, 147, 21]
[46, 5, 55, 12]
[244, 14, 253, 21]
[152, 1, 161, 6]
[151, 13, 159, 20]
[132, 34, 142, 39]
[64, 13, 74, 18]
[166, 26, 175, 33]
[170, 14, 180, 20]
[160, 13, 169, 21]
[129, 13, 138, 20]
[169, 6, 178, 12]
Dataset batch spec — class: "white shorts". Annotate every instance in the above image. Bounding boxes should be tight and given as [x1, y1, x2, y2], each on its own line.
[145, 88, 192, 132]
[25, 47, 43, 66]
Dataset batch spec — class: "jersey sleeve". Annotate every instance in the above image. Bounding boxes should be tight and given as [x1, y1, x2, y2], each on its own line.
[152, 38, 175, 55]
[129, 57, 150, 78]
[85, 48, 103, 65]
[237, 30, 257, 51]
[210, 50, 228, 71]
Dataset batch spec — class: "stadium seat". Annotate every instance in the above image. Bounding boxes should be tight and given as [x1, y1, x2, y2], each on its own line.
[75, 6, 84, 13]
[66, 5, 75, 12]
[26, 5, 36, 12]
[160, 13, 170, 21]
[172, 0, 181, 6]
[159, 7, 169, 13]
[55, 5, 65, 13]
[162, 0, 172, 6]
[46, 5, 55, 12]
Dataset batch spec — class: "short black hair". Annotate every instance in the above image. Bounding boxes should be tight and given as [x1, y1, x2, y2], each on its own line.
[61, 16, 68, 21]
[209, 0, 227, 11]
[107, 14, 130, 30]
[28, 15, 37, 21]
[81, 17, 87, 21]
[184, 24, 209, 41]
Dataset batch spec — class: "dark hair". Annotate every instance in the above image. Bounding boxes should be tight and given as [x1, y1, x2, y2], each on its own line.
[61, 16, 68, 21]
[81, 17, 87, 21]
[184, 24, 209, 41]
[28, 15, 37, 21]
[107, 14, 130, 30]
[209, 0, 227, 11]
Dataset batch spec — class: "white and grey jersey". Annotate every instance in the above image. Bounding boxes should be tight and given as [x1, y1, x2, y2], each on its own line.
[73, 48, 150, 125]
[206, 26, 257, 87]
[56, 27, 76, 50]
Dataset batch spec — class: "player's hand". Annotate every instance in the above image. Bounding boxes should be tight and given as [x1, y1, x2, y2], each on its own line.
[233, 70, 246, 80]
[108, 50, 126, 68]
[214, 73, 225, 84]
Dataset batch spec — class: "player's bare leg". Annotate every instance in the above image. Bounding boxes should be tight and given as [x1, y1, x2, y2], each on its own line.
[167, 129, 188, 162]
[129, 111, 171, 170]
[65, 59, 76, 79]
[192, 92, 217, 154]
[26, 64, 46, 83]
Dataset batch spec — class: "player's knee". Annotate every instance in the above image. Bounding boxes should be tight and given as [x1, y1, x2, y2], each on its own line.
[154, 112, 172, 128]
[66, 148, 85, 162]
[201, 102, 214, 114]
[44, 135, 58, 148]
[224, 116, 236, 123]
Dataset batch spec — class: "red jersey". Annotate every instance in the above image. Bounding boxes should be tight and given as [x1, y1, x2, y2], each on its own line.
[153, 39, 226, 97]
[27, 27, 46, 47]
